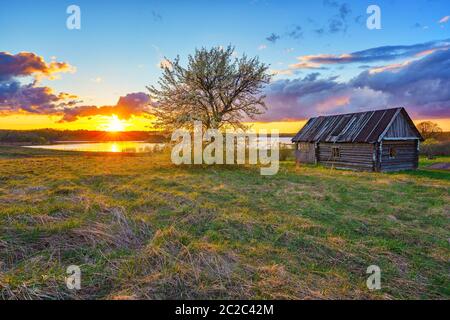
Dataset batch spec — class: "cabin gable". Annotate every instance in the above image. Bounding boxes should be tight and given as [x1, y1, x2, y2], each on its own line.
[382, 110, 423, 140]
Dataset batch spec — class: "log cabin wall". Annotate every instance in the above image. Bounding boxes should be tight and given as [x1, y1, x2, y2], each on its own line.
[379, 140, 418, 172]
[295, 142, 316, 164]
[317, 142, 375, 171]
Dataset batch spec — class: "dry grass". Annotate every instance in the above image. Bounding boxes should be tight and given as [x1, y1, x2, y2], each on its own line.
[0, 146, 449, 299]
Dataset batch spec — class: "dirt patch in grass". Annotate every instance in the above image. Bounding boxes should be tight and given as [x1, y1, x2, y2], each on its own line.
[427, 162, 450, 170]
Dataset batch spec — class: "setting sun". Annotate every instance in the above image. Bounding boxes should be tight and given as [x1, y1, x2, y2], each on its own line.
[105, 115, 127, 132]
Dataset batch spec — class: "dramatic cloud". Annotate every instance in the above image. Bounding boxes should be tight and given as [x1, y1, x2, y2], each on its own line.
[0, 52, 77, 116]
[261, 47, 450, 121]
[352, 48, 450, 118]
[59, 92, 151, 122]
[285, 39, 450, 71]
[0, 51, 150, 123]
[0, 52, 74, 81]
[261, 73, 387, 121]
[0, 81, 78, 116]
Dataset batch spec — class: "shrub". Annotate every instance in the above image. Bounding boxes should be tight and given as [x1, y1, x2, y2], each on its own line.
[279, 145, 294, 161]
[420, 140, 450, 157]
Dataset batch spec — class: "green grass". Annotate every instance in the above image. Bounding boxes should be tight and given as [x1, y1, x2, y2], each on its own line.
[0, 146, 449, 299]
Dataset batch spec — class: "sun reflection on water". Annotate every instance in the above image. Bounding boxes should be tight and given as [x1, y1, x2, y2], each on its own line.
[25, 141, 166, 153]
[110, 143, 119, 152]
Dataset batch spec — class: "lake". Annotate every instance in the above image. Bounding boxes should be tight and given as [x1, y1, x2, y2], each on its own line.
[24, 138, 294, 153]
[25, 141, 166, 153]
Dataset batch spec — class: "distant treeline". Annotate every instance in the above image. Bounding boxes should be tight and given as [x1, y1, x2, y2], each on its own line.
[420, 132, 450, 157]
[0, 129, 169, 144]
[436, 131, 450, 141]
[420, 141, 450, 157]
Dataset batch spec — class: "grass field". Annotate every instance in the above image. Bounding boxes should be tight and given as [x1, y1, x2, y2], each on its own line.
[0, 146, 448, 299]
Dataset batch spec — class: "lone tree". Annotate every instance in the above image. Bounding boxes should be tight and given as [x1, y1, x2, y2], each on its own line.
[417, 121, 443, 140]
[148, 46, 271, 130]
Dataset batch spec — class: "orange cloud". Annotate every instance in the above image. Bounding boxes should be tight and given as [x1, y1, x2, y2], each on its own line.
[59, 92, 151, 122]
[271, 69, 294, 76]
[300, 53, 354, 64]
[278, 53, 355, 73]
[288, 61, 323, 69]
[369, 61, 412, 74]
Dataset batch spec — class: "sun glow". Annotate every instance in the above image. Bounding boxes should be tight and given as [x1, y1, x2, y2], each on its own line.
[110, 143, 119, 152]
[105, 115, 127, 132]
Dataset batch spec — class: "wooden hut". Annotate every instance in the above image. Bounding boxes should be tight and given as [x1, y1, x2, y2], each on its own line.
[291, 107, 424, 172]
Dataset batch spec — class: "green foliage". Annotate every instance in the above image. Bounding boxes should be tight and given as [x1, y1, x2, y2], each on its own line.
[279, 145, 295, 161]
[420, 140, 450, 157]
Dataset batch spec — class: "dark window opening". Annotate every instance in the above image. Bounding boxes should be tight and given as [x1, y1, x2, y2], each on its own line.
[389, 147, 397, 158]
[332, 147, 340, 158]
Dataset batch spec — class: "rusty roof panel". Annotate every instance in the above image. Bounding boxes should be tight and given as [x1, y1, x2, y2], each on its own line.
[348, 111, 374, 142]
[292, 107, 404, 143]
[352, 110, 385, 142]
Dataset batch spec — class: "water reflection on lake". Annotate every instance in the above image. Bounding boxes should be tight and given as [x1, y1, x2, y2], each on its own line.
[25, 141, 166, 153]
[25, 138, 294, 153]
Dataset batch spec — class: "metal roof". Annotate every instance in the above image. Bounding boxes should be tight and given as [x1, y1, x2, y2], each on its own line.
[292, 107, 422, 143]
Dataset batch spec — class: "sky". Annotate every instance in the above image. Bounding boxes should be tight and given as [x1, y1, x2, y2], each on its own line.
[1, 0, 449, 132]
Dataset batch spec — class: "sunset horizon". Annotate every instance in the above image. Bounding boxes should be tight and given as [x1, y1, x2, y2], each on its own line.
[2, 1, 450, 133]
[1, 113, 450, 133]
